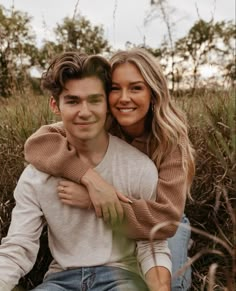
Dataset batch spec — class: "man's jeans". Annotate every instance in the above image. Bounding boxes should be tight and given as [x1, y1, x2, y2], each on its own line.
[168, 214, 192, 291]
[32, 266, 148, 291]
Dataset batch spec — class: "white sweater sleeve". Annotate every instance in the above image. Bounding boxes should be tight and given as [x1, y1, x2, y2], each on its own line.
[135, 159, 172, 275]
[0, 280, 13, 291]
[136, 240, 172, 275]
[0, 166, 44, 287]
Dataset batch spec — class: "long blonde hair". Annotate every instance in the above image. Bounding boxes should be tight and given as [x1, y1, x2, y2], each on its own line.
[110, 48, 195, 194]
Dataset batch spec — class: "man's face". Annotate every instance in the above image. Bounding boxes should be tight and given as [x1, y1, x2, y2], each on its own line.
[51, 77, 107, 145]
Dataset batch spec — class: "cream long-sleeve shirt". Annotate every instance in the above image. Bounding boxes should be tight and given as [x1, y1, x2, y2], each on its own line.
[25, 122, 189, 239]
[0, 135, 171, 290]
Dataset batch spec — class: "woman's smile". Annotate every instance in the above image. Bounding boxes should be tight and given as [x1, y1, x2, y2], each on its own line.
[109, 62, 151, 137]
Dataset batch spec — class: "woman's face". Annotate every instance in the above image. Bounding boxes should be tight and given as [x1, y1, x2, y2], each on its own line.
[109, 62, 152, 137]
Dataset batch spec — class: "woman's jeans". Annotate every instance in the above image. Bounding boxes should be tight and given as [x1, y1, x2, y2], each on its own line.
[31, 266, 148, 291]
[168, 214, 191, 291]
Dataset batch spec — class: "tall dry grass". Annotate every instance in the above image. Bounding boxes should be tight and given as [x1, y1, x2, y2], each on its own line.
[181, 90, 235, 290]
[0, 94, 55, 288]
[0, 89, 235, 290]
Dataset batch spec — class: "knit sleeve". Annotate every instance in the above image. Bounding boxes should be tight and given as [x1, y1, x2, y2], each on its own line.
[0, 166, 44, 287]
[25, 125, 187, 240]
[24, 122, 90, 183]
[120, 145, 187, 240]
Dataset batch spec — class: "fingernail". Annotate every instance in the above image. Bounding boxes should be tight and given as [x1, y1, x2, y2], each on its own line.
[128, 199, 133, 204]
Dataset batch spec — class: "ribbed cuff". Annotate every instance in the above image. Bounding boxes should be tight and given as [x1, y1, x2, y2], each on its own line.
[64, 157, 90, 183]
[140, 253, 172, 276]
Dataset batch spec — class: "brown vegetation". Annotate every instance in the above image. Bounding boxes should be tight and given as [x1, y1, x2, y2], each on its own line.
[0, 89, 235, 290]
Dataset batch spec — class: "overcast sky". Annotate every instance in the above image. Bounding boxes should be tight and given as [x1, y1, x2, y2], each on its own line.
[0, 0, 234, 49]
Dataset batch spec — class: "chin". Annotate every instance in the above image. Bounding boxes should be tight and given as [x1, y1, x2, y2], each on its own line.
[117, 119, 135, 127]
[78, 135, 94, 140]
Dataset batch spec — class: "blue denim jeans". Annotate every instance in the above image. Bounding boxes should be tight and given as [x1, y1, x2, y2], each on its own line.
[31, 266, 148, 291]
[168, 214, 191, 291]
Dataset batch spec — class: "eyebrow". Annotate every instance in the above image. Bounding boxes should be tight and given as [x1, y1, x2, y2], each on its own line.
[64, 95, 79, 100]
[112, 81, 146, 85]
[63, 94, 105, 100]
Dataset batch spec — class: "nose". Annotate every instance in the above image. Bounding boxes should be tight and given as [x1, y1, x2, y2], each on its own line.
[78, 101, 91, 118]
[119, 89, 130, 103]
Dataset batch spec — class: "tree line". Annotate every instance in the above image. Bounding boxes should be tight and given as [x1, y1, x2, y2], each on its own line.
[0, 4, 235, 97]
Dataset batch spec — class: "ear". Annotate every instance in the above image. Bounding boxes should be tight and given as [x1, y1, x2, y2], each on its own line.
[50, 97, 60, 115]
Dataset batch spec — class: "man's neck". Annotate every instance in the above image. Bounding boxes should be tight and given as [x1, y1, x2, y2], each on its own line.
[70, 132, 109, 167]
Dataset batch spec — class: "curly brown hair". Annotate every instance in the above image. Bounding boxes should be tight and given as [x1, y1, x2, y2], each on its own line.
[41, 51, 112, 104]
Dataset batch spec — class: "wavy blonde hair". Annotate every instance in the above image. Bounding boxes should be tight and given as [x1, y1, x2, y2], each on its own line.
[109, 48, 195, 194]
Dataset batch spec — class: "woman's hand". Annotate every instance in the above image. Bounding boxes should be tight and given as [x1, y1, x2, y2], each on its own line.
[58, 180, 91, 209]
[81, 168, 132, 225]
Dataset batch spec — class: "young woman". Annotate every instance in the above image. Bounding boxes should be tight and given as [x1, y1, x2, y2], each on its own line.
[25, 48, 195, 290]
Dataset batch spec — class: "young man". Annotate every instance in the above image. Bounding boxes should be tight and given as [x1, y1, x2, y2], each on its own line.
[0, 52, 171, 291]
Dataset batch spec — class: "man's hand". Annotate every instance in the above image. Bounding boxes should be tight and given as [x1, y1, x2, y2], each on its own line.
[81, 168, 132, 225]
[58, 180, 91, 209]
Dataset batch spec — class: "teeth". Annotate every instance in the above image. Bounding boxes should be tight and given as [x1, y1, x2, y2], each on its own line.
[119, 109, 134, 112]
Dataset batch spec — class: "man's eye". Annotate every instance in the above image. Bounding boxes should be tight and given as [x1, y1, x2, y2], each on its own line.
[67, 100, 77, 104]
[90, 99, 101, 104]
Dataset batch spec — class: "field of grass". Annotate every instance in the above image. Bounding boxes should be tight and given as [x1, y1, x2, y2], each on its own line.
[175, 90, 235, 290]
[0, 89, 235, 290]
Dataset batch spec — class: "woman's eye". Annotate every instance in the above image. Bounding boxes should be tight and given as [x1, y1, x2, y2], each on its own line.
[131, 86, 142, 91]
[111, 86, 120, 91]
